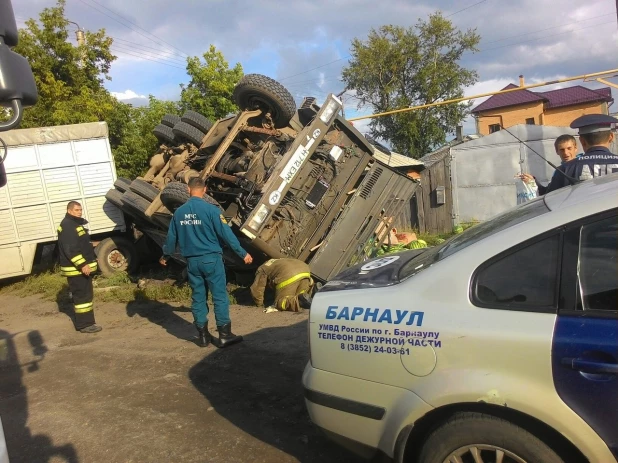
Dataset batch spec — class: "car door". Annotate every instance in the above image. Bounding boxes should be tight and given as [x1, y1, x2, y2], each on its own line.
[553, 211, 618, 459]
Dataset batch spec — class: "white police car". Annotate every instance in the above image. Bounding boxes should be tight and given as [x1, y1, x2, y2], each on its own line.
[303, 174, 618, 462]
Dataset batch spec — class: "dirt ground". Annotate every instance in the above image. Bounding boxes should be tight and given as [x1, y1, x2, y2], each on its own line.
[0, 290, 364, 463]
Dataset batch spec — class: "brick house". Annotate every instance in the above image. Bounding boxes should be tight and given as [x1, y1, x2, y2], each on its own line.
[472, 77, 614, 135]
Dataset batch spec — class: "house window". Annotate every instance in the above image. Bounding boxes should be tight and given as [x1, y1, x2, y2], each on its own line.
[526, 117, 535, 125]
[489, 124, 501, 133]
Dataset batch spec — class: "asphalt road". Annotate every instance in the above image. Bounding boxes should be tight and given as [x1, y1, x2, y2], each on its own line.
[0, 291, 364, 463]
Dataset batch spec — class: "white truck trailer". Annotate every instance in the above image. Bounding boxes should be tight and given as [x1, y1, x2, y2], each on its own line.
[0, 122, 128, 280]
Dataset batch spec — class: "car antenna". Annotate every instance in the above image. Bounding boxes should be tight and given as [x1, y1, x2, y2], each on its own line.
[500, 125, 581, 186]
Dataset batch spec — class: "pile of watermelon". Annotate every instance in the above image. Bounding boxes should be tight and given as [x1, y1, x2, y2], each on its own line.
[374, 239, 429, 257]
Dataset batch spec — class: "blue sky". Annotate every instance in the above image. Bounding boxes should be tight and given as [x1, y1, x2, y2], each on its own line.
[14, 0, 618, 138]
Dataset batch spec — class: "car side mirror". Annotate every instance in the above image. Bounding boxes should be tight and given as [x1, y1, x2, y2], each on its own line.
[0, 0, 38, 132]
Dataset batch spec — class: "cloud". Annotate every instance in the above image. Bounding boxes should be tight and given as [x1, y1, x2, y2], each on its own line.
[111, 89, 147, 101]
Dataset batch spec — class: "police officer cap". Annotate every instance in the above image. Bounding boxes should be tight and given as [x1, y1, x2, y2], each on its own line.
[570, 114, 618, 134]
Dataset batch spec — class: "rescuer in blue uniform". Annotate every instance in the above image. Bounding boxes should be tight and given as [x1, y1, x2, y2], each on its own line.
[545, 114, 618, 193]
[160, 177, 253, 348]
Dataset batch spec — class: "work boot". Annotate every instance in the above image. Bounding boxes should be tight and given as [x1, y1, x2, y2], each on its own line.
[214, 323, 243, 348]
[79, 324, 102, 334]
[195, 322, 211, 347]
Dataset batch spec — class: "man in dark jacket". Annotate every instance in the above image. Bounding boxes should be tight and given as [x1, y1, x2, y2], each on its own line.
[160, 177, 253, 348]
[57, 201, 101, 333]
[250, 258, 313, 312]
[545, 114, 618, 193]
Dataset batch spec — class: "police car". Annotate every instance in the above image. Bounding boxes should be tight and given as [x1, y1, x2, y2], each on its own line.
[303, 174, 618, 462]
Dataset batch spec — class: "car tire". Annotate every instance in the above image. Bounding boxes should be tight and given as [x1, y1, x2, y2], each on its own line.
[95, 236, 139, 276]
[172, 121, 205, 147]
[232, 74, 297, 128]
[105, 188, 124, 208]
[113, 177, 131, 193]
[129, 178, 160, 202]
[160, 181, 222, 213]
[121, 190, 151, 220]
[181, 110, 213, 134]
[417, 412, 563, 463]
[153, 124, 176, 145]
[161, 114, 181, 128]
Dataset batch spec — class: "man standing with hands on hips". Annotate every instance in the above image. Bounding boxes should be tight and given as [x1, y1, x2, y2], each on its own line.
[160, 177, 253, 348]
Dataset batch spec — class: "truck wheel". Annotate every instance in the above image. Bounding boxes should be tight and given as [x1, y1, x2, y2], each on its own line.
[113, 177, 131, 193]
[181, 110, 213, 134]
[161, 114, 181, 128]
[160, 181, 222, 213]
[129, 178, 160, 202]
[105, 188, 124, 208]
[417, 412, 563, 463]
[172, 121, 205, 147]
[153, 124, 176, 146]
[121, 190, 151, 220]
[95, 237, 139, 276]
[233, 74, 297, 128]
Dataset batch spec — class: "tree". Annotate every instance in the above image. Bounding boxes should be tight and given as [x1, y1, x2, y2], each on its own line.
[113, 97, 181, 178]
[13, 0, 127, 141]
[341, 14, 480, 157]
[180, 45, 243, 120]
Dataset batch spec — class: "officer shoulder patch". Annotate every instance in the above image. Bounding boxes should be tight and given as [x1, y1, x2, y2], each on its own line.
[57, 225, 62, 232]
[220, 214, 227, 224]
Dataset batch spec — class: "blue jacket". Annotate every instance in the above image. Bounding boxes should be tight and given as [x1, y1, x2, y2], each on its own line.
[162, 197, 247, 259]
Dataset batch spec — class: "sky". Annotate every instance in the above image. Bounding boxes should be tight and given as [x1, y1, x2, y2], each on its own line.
[13, 0, 618, 139]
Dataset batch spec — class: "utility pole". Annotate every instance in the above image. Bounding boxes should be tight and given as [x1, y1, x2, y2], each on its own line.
[68, 21, 85, 66]
[336, 88, 347, 118]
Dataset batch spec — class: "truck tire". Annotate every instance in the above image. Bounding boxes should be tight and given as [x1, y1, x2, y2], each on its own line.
[129, 178, 160, 202]
[153, 124, 176, 145]
[417, 412, 563, 463]
[181, 110, 213, 134]
[233, 74, 297, 128]
[161, 114, 181, 128]
[113, 177, 131, 193]
[95, 236, 139, 276]
[172, 121, 205, 147]
[160, 181, 222, 213]
[105, 188, 124, 208]
[121, 190, 151, 220]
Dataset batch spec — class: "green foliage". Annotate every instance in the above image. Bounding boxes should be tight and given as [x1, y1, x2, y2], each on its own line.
[113, 96, 181, 178]
[342, 13, 480, 157]
[13, 0, 126, 140]
[180, 45, 244, 120]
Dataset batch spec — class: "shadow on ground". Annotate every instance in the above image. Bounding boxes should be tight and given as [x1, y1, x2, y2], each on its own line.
[126, 295, 196, 343]
[0, 329, 79, 463]
[188, 320, 364, 463]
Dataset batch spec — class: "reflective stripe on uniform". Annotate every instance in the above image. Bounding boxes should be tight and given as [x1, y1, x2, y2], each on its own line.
[76, 226, 86, 237]
[71, 254, 86, 266]
[74, 302, 93, 313]
[60, 262, 97, 277]
[276, 272, 312, 290]
[57, 225, 62, 232]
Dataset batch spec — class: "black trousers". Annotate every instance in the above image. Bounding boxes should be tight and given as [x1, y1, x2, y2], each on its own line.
[67, 275, 96, 330]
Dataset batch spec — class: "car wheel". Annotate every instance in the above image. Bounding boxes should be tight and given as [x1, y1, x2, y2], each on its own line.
[113, 177, 131, 193]
[172, 121, 205, 147]
[232, 74, 297, 128]
[161, 114, 181, 128]
[160, 181, 223, 213]
[181, 110, 213, 134]
[153, 124, 176, 146]
[105, 188, 124, 208]
[95, 237, 139, 276]
[417, 412, 563, 463]
[129, 178, 160, 202]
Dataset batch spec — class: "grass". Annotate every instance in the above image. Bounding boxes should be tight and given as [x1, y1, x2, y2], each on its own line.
[0, 267, 238, 305]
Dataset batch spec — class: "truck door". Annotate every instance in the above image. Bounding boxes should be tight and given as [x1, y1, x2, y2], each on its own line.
[553, 213, 618, 458]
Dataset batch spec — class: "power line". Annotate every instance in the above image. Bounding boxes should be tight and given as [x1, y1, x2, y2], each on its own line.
[111, 47, 187, 70]
[278, 57, 350, 81]
[109, 36, 187, 61]
[110, 37, 188, 65]
[445, 0, 488, 18]
[75, 0, 190, 59]
[111, 44, 187, 68]
[79, 0, 189, 57]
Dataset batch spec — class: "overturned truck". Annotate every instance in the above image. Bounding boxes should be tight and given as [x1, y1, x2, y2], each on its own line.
[105, 74, 418, 283]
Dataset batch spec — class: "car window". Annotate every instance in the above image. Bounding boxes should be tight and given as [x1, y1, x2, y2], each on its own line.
[473, 234, 560, 311]
[577, 216, 618, 312]
[399, 198, 549, 280]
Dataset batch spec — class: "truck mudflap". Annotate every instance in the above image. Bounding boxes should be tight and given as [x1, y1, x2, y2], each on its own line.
[308, 161, 419, 282]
